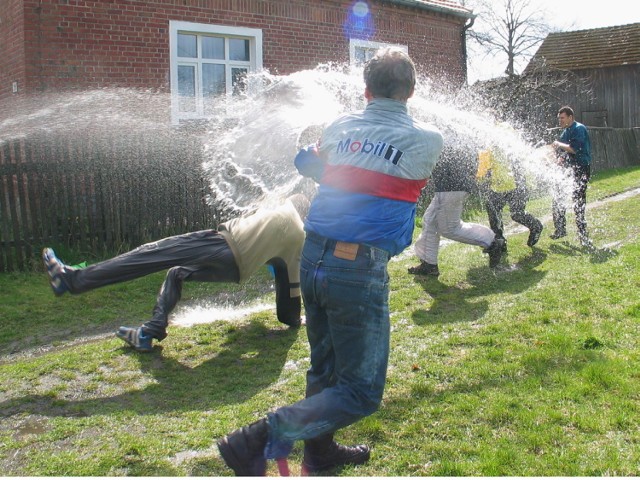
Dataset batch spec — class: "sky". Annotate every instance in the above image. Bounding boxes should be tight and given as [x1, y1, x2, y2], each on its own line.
[467, 0, 640, 83]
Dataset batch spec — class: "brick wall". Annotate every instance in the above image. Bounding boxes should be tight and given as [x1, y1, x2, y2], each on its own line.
[11, 0, 466, 96]
[0, 0, 27, 101]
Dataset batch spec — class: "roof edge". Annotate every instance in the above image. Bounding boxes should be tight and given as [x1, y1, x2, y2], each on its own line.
[547, 21, 640, 36]
[386, 0, 475, 20]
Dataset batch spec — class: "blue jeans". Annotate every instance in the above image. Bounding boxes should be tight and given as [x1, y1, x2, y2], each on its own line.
[264, 231, 390, 459]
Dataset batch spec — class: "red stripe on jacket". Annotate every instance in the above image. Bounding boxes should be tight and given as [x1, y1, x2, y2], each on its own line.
[321, 164, 427, 202]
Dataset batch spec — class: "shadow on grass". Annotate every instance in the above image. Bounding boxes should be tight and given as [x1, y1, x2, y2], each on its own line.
[0, 319, 298, 418]
[0, 272, 277, 358]
[548, 241, 619, 264]
[410, 247, 548, 326]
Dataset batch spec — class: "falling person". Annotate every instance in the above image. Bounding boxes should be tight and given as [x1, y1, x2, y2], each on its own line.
[42, 195, 309, 352]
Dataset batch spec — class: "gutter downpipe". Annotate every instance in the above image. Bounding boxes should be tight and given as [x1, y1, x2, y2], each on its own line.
[462, 15, 475, 85]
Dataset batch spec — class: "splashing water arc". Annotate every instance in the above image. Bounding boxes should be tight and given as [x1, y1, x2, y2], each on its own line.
[0, 63, 577, 326]
[202, 64, 574, 213]
[0, 63, 574, 216]
[200, 67, 366, 213]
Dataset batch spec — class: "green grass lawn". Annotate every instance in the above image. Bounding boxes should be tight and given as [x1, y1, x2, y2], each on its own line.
[1, 167, 639, 476]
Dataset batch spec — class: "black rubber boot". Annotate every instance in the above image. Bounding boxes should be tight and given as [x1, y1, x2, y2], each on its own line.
[303, 433, 370, 473]
[550, 229, 567, 240]
[551, 210, 566, 239]
[578, 231, 594, 249]
[484, 237, 506, 268]
[527, 222, 543, 247]
[217, 419, 269, 476]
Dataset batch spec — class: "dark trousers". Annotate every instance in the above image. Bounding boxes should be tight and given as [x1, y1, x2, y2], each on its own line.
[552, 164, 591, 239]
[61, 230, 239, 339]
[484, 187, 541, 239]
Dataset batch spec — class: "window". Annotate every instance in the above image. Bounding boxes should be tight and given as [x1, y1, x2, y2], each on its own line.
[349, 39, 408, 66]
[170, 21, 263, 123]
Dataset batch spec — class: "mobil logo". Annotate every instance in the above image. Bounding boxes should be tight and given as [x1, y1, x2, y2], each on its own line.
[336, 137, 405, 165]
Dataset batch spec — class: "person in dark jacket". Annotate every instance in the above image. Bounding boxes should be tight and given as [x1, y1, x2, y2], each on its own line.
[42, 195, 309, 352]
[408, 137, 505, 277]
[477, 134, 543, 251]
[550, 105, 592, 246]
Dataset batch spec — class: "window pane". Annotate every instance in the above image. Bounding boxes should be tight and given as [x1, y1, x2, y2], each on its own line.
[232, 68, 248, 96]
[203, 63, 225, 97]
[202, 36, 225, 60]
[178, 65, 196, 96]
[354, 47, 367, 65]
[229, 38, 250, 61]
[364, 48, 377, 62]
[178, 65, 196, 112]
[178, 34, 197, 58]
[354, 46, 377, 65]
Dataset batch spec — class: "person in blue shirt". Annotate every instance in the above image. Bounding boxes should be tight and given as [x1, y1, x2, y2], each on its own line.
[550, 106, 592, 246]
[217, 47, 443, 476]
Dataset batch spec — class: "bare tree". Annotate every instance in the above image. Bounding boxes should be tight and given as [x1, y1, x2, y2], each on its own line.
[472, 63, 592, 138]
[464, 0, 555, 76]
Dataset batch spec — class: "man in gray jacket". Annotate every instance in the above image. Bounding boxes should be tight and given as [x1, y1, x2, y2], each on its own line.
[43, 195, 309, 352]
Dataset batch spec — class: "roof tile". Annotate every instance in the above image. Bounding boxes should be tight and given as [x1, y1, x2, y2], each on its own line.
[527, 22, 640, 72]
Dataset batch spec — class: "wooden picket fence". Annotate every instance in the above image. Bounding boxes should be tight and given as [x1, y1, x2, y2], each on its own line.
[0, 131, 213, 272]
[588, 127, 640, 171]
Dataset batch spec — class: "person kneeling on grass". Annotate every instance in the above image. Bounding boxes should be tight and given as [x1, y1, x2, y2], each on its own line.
[42, 194, 309, 352]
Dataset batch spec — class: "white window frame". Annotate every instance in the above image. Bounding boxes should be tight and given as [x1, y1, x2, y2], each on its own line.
[349, 39, 408, 66]
[169, 21, 263, 124]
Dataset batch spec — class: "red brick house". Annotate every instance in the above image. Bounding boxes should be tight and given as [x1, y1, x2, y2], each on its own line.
[1, 0, 473, 122]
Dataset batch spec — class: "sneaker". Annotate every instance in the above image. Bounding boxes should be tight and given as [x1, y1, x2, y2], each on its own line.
[527, 223, 543, 247]
[408, 261, 440, 276]
[303, 438, 370, 473]
[484, 237, 505, 268]
[42, 248, 69, 296]
[217, 419, 269, 476]
[550, 229, 566, 240]
[116, 326, 154, 352]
